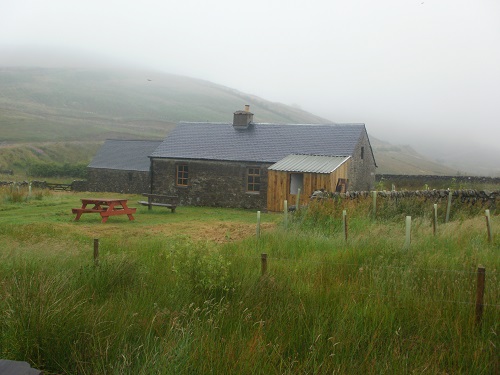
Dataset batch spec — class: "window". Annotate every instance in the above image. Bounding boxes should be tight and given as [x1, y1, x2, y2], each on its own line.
[290, 173, 304, 194]
[247, 167, 261, 192]
[361, 146, 365, 160]
[176, 165, 188, 186]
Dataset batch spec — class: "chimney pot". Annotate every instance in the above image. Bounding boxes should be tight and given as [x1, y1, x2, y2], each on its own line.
[233, 106, 254, 129]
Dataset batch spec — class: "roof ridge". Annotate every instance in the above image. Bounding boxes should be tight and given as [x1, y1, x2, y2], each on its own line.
[104, 139, 162, 142]
[177, 122, 365, 126]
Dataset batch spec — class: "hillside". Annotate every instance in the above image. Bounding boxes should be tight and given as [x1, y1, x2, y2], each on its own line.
[370, 137, 457, 176]
[0, 67, 329, 142]
[0, 67, 458, 177]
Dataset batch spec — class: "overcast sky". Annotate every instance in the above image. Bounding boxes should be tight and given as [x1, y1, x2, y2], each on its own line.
[1, 0, 499, 168]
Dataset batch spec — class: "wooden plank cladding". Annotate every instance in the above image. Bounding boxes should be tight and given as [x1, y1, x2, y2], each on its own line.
[267, 159, 350, 212]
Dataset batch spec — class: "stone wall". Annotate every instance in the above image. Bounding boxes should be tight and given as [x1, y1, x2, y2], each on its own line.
[0, 180, 48, 189]
[0, 180, 88, 191]
[86, 168, 150, 194]
[71, 180, 88, 191]
[376, 174, 500, 190]
[348, 131, 377, 191]
[311, 189, 498, 210]
[151, 159, 270, 210]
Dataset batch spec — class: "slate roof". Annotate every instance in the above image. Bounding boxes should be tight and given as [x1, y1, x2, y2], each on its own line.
[150, 122, 367, 163]
[89, 140, 162, 171]
[269, 155, 351, 174]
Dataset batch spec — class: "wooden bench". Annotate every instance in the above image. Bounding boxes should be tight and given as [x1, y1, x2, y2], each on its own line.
[47, 182, 72, 191]
[72, 208, 106, 214]
[138, 194, 178, 213]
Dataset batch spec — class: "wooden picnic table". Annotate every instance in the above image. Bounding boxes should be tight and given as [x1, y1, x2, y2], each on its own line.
[72, 198, 136, 223]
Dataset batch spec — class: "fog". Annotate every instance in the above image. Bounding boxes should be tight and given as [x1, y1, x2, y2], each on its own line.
[1, 0, 499, 174]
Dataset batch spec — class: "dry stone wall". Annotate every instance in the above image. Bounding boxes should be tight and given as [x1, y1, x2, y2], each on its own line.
[311, 189, 498, 210]
[376, 174, 500, 189]
[0, 180, 88, 191]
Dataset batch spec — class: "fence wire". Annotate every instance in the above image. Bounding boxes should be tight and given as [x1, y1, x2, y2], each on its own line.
[224, 253, 498, 275]
[217, 253, 500, 308]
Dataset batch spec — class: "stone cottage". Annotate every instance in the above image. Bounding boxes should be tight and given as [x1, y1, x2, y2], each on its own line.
[149, 107, 376, 211]
[87, 139, 161, 194]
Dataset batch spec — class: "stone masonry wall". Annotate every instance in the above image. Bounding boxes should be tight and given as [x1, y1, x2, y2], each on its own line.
[86, 168, 150, 194]
[0, 180, 87, 191]
[151, 159, 270, 210]
[311, 189, 498, 210]
[348, 132, 377, 191]
[376, 174, 500, 190]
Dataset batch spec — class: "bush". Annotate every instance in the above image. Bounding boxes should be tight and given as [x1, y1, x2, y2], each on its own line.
[26, 162, 87, 178]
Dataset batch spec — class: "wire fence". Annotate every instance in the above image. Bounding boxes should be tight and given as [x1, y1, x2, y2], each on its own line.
[198, 250, 498, 311]
[224, 253, 499, 275]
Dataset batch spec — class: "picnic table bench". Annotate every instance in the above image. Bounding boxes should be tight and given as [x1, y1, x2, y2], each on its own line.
[72, 198, 136, 223]
[138, 193, 178, 213]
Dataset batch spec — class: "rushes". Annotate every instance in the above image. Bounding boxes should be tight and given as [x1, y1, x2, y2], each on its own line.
[0, 195, 498, 374]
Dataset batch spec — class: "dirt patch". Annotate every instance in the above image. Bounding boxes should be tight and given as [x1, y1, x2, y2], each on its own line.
[70, 221, 277, 243]
[149, 221, 276, 243]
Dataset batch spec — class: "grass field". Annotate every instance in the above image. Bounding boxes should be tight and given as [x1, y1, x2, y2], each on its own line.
[0, 189, 498, 374]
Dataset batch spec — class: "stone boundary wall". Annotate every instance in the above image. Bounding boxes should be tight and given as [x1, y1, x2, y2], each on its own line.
[71, 180, 89, 191]
[0, 180, 48, 189]
[376, 174, 500, 186]
[311, 189, 498, 210]
[0, 180, 88, 191]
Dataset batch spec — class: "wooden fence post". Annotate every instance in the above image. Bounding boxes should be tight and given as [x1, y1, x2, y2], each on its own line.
[284, 200, 288, 230]
[404, 216, 411, 248]
[433, 204, 438, 236]
[485, 210, 492, 243]
[261, 253, 268, 276]
[372, 191, 377, 218]
[475, 266, 486, 326]
[445, 191, 452, 223]
[342, 209, 348, 242]
[256, 211, 261, 239]
[93, 238, 99, 266]
[296, 188, 301, 212]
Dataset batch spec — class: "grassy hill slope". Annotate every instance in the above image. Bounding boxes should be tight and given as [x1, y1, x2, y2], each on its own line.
[0, 67, 328, 142]
[0, 67, 459, 177]
[371, 137, 457, 175]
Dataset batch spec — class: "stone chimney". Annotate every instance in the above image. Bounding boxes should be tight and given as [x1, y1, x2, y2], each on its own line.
[233, 105, 254, 129]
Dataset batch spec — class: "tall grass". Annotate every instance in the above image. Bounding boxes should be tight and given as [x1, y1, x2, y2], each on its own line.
[0, 186, 50, 203]
[0, 194, 498, 374]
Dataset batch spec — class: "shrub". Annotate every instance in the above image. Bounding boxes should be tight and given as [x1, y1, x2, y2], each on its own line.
[26, 162, 88, 178]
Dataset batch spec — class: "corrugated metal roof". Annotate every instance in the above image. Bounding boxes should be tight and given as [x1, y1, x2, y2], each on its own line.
[89, 140, 162, 171]
[150, 122, 366, 163]
[269, 155, 350, 173]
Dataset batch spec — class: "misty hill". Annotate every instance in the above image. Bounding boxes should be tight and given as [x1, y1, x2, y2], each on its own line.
[370, 138, 456, 175]
[0, 67, 329, 142]
[0, 67, 457, 176]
